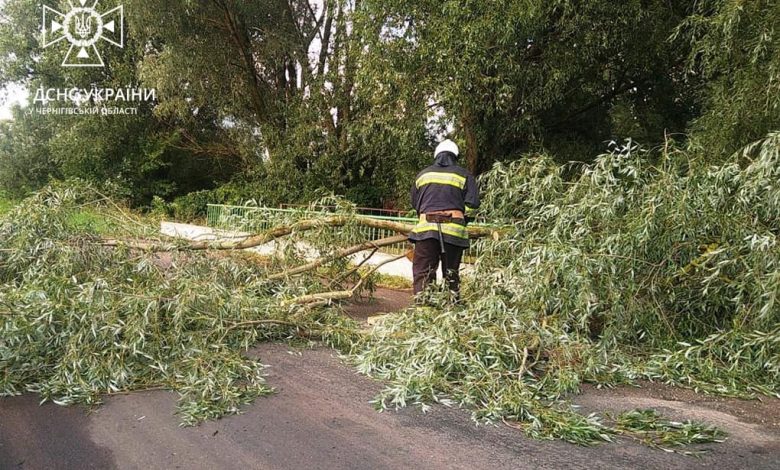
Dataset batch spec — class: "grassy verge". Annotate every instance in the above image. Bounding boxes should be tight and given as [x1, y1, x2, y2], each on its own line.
[66, 207, 126, 235]
[372, 272, 412, 290]
[1, 194, 132, 236]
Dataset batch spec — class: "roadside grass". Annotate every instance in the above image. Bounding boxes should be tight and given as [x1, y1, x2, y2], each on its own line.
[66, 208, 123, 235]
[1, 195, 133, 237]
[372, 272, 412, 290]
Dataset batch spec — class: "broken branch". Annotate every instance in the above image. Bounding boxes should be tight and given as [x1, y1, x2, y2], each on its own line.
[287, 251, 410, 305]
[267, 234, 408, 281]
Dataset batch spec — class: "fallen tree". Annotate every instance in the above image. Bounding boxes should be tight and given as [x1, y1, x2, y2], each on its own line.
[350, 133, 780, 445]
[100, 217, 500, 252]
[0, 185, 369, 424]
[3, 133, 779, 449]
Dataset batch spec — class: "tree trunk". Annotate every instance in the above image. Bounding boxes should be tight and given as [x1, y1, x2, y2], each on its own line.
[101, 216, 502, 252]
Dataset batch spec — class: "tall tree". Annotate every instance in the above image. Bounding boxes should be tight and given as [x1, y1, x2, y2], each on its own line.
[0, 0, 231, 203]
[680, 0, 780, 156]
[358, 0, 699, 173]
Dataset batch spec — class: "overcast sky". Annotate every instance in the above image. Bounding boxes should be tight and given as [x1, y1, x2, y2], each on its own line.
[1, 84, 29, 120]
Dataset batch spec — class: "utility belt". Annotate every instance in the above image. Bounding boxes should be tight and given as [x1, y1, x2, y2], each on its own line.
[419, 210, 465, 225]
[417, 211, 467, 253]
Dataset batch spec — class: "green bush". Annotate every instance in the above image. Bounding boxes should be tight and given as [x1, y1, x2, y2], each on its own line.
[170, 190, 214, 221]
[169, 180, 287, 221]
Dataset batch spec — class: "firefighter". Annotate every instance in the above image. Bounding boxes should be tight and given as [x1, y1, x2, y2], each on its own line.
[409, 139, 480, 298]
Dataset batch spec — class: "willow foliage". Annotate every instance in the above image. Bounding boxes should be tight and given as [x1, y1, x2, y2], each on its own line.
[352, 133, 780, 442]
[681, 0, 780, 156]
[2, 133, 777, 446]
[0, 184, 357, 425]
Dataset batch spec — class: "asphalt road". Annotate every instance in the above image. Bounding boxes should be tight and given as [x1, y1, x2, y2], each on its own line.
[1, 341, 778, 470]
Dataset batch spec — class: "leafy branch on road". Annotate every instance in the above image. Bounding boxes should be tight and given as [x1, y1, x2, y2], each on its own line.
[3, 133, 780, 448]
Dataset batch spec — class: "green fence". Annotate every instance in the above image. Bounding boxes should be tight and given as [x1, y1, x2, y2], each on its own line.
[205, 204, 489, 258]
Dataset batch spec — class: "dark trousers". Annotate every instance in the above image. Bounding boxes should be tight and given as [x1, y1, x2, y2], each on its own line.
[412, 238, 465, 295]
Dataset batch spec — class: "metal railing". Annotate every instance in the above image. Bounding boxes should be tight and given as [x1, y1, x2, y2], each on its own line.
[279, 203, 411, 218]
[205, 204, 489, 259]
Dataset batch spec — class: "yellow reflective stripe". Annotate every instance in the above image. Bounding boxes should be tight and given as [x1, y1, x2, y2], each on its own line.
[412, 222, 469, 239]
[416, 172, 466, 189]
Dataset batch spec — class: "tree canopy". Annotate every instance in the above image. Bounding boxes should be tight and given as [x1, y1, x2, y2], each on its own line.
[0, 0, 777, 208]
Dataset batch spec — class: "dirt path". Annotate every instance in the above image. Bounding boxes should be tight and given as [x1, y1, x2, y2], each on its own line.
[343, 287, 413, 322]
[1, 289, 778, 469]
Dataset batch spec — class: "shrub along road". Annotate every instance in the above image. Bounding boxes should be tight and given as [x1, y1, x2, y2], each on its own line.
[0, 290, 778, 470]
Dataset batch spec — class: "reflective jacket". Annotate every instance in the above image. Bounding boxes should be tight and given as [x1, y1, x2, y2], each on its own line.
[409, 152, 480, 248]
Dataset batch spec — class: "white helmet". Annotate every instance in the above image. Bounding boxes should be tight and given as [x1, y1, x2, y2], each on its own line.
[435, 139, 459, 159]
